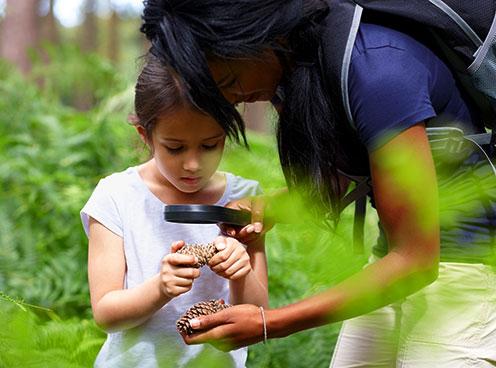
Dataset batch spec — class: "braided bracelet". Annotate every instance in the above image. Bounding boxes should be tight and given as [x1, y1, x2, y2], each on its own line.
[259, 306, 267, 344]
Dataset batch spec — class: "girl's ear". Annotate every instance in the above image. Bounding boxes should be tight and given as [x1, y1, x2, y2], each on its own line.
[135, 125, 148, 145]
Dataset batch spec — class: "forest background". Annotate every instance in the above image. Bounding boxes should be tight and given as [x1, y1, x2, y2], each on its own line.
[0, 1, 377, 366]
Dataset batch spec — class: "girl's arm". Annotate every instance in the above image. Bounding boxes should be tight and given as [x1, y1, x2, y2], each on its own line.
[209, 236, 268, 308]
[229, 236, 268, 307]
[88, 218, 199, 332]
[184, 123, 440, 347]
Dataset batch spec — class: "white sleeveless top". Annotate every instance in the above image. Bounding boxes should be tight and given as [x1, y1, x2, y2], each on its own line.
[81, 167, 261, 368]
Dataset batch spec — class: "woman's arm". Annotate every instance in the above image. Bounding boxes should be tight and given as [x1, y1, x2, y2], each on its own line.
[184, 123, 440, 348]
[88, 218, 199, 332]
[227, 173, 350, 238]
[267, 123, 440, 334]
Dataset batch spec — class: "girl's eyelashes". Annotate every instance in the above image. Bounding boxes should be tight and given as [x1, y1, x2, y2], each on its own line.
[162, 143, 219, 154]
[164, 145, 184, 154]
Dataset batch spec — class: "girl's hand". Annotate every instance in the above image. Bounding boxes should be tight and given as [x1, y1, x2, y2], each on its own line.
[160, 241, 200, 299]
[182, 304, 264, 351]
[209, 237, 252, 280]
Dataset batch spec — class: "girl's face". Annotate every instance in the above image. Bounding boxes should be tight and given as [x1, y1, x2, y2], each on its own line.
[141, 106, 226, 194]
[208, 50, 283, 105]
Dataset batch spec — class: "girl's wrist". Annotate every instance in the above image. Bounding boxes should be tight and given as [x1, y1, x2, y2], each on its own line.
[228, 267, 254, 283]
[153, 274, 173, 305]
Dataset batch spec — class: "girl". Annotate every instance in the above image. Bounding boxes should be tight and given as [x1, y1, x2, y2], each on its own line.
[80, 54, 268, 368]
[140, 1, 496, 367]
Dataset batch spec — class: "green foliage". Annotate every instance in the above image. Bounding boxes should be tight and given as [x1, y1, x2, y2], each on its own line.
[221, 133, 286, 191]
[30, 43, 127, 109]
[0, 58, 138, 316]
[0, 303, 105, 368]
[0, 54, 373, 367]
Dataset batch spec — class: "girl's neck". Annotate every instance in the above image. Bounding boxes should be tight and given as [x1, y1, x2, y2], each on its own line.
[137, 159, 227, 205]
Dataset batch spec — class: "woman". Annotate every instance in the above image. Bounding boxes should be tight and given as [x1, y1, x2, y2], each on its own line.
[140, 1, 496, 366]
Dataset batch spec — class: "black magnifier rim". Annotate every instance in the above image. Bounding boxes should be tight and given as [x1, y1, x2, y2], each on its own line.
[164, 204, 251, 226]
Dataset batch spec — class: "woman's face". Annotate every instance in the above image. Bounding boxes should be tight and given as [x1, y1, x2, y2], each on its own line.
[142, 106, 226, 194]
[208, 51, 283, 105]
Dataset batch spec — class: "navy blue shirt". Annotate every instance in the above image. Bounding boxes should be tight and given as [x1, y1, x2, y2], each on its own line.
[346, 23, 495, 264]
[350, 23, 480, 150]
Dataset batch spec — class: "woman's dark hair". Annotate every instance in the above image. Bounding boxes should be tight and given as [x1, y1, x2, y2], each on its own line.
[133, 53, 190, 140]
[141, 0, 344, 217]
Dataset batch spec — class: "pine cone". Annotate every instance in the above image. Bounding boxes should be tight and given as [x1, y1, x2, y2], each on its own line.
[176, 243, 218, 268]
[176, 299, 232, 335]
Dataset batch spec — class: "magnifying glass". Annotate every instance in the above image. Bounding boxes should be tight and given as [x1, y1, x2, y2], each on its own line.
[164, 204, 251, 226]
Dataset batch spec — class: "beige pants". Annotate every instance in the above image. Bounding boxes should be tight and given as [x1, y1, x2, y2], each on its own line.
[330, 262, 496, 368]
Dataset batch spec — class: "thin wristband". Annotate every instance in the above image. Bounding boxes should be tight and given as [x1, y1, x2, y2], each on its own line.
[259, 306, 267, 344]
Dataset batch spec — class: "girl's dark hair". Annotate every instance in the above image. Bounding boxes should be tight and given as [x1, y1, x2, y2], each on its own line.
[141, 0, 344, 216]
[133, 53, 189, 139]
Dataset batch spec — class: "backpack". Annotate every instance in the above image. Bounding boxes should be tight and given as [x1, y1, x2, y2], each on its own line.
[318, 1, 496, 251]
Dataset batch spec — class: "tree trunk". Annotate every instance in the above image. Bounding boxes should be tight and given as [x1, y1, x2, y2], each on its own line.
[74, 0, 98, 110]
[43, 0, 60, 45]
[81, 0, 98, 53]
[107, 10, 119, 64]
[242, 102, 269, 133]
[0, 0, 40, 74]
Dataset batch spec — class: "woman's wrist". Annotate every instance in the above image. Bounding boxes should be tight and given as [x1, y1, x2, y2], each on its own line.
[265, 307, 290, 339]
[265, 298, 330, 339]
[259, 306, 267, 343]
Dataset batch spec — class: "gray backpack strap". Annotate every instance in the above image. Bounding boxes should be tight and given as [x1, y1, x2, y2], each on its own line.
[464, 134, 496, 177]
[428, 0, 482, 46]
[338, 173, 371, 254]
[427, 127, 496, 176]
[341, 4, 363, 130]
[339, 176, 371, 211]
[353, 194, 367, 254]
[464, 132, 493, 146]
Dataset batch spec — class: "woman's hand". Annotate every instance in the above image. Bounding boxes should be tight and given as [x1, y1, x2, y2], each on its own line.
[209, 237, 252, 280]
[219, 195, 272, 243]
[181, 304, 265, 351]
[159, 240, 200, 299]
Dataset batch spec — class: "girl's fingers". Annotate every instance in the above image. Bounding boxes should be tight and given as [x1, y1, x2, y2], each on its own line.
[227, 266, 250, 280]
[221, 258, 245, 277]
[173, 267, 201, 279]
[210, 243, 235, 267]
[167, 253, 197, 267]
[214, 236, 227, 251]
[210, 245, 240, 271]
[172, 276, 195, 287]
[212, 250, 250, 278]
[170, 285, 193, 296]
[162, 282, 193, 298]
[171, 240, 186, 253]
[210, 255, 237, 273]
